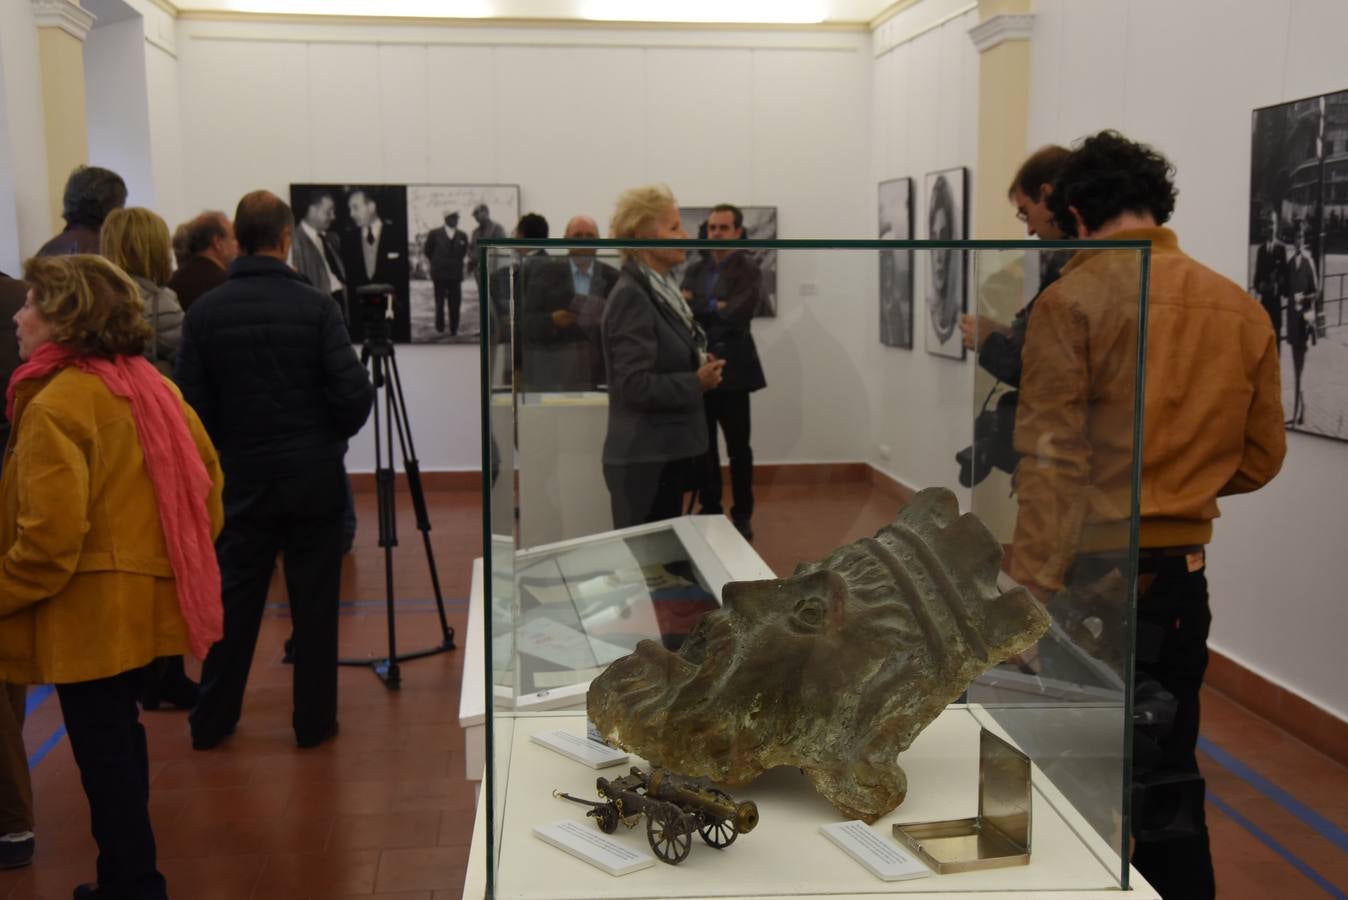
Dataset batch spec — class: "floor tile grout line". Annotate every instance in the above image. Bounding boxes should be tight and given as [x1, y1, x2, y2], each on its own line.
[1208, 790, 1348, 900]
[1199, 734, 1348, 853]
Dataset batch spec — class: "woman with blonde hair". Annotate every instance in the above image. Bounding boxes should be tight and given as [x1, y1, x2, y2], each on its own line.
[100, 207, 185, 374]
[1, 255, 224, 898]
[601, 185, 724, 527]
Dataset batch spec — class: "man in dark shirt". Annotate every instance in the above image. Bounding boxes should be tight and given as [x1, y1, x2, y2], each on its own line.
[177, 190, 373, 751]
[680, 204, 766, 540]
[36, 166, 126, 257]
[423, 211, 470, 335]
[169, 211, 238, 310]
[1250, 210, 1288, 347]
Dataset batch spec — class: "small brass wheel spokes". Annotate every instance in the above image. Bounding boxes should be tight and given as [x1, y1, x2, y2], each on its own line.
[647, 808, 693, 865]
[698, 817, 738, 849]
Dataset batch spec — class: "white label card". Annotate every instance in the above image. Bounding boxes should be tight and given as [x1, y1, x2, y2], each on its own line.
[820, 820, 933, 882]
[533, 820, 656, 876]
[531, 729, 630, 768]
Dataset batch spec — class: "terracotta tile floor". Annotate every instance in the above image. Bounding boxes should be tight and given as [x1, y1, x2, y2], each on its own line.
[1, 483, 1344, 899]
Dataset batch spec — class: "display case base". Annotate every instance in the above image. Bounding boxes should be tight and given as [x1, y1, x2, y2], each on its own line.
[462, 707, 1159, 899]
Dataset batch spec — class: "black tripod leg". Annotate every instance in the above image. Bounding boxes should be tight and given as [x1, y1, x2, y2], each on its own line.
[387, 354, 455, 649]
[377, 355, 401, 688]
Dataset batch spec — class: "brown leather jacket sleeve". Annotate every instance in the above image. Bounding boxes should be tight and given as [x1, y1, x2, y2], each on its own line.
[1220, 326, 1285, 496]
[1010, 290, 1092, 594]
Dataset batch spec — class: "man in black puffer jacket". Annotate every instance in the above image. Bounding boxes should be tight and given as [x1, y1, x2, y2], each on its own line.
[177, 190, 373, 751]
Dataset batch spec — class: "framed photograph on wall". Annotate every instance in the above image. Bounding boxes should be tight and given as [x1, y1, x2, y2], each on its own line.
[922, 166, 968, 360]
[1249, 90, 1348, 442]
[290, 183, 411, 344]
[407, 184, 520, 345]
[288, 182, 520, 345]
[677, 205, 778, 317]
[878, 177, 914, 349]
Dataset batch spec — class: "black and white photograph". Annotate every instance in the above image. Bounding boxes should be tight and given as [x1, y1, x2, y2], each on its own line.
[289, 183, 411, 343]
[408, 184, 520, 345]
[1249, 90, 1348, 441]
[678, 205, 778, 317]
[922, 167, 967, 360]
[878, 177, 914, 349]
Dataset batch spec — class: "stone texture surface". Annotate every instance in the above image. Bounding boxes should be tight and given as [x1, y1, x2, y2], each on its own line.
[588, 488, 1051, 823]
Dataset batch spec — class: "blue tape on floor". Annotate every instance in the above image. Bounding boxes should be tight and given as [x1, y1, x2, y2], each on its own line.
[1208, 791, 1347, 899]
[23, 684, 53, 717]
[1199, 736, 1348, 854]
[27, 725, 65, 770]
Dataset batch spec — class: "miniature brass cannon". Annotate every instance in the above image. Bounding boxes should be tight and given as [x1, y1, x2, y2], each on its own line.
[555, 766, 759, 864]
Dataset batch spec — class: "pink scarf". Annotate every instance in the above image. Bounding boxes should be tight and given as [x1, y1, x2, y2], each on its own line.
[6, 342, 223, 658]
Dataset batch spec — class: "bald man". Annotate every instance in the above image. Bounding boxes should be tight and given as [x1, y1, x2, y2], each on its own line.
[519, 215, 621, 390]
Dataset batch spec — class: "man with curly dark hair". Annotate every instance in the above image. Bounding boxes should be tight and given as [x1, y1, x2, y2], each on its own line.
[1011, 130, 1285, 900]
[36, 166, 127, 257]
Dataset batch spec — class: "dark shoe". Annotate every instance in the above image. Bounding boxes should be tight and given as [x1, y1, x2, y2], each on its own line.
[296, 721, 339, 749]
[733, 518, 754, 541]
[282, 636, 295, 664]
[341, 532, 355, 555]
[73, 885, 96, 899]
[0, 834, 33, 869]
[191, 723, 235, 751]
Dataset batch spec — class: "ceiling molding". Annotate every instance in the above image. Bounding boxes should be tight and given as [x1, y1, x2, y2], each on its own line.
[175, 10, 872, 31]
[30, 0, 98, 41]
[149, 0, 182, 16]
[867, 0, 923, 31]
[967, 12, 1034, 53]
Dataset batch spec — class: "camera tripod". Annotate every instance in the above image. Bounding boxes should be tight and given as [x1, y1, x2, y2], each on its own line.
[338, 295, 456, 689]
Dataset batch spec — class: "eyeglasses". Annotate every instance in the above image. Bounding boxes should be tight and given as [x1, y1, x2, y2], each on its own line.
[1015, 210, 1029, 223]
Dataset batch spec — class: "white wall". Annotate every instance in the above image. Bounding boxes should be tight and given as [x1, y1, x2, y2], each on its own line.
[869, 0, 981, 504]
[0, 0, 51, 265]
[1028, 0, 1348, 720]
[85, 17, 156, 208]
[172, 17, 875, 474]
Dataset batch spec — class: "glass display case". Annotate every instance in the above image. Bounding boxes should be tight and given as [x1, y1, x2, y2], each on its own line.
[465, 237, 1154, 899]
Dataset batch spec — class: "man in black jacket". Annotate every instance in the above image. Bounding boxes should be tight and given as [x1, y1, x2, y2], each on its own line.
[177, 190, 374, 751]
[423, 211, 469, 334]
[680, 205, 767, 540]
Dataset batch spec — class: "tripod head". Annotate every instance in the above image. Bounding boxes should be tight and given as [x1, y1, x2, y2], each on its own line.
[355, 282, 397, 348]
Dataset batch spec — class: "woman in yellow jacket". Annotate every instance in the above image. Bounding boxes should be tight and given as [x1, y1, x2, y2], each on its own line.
[0, 255, 224, 899]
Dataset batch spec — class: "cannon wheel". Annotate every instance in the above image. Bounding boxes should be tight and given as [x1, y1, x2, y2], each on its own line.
[593, 804, 619, 834]
[646, 808, 693, 864]
[698, 817, 738, 849]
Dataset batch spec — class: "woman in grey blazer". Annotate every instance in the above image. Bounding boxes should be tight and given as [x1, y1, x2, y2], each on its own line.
[602, 186, 725, 528]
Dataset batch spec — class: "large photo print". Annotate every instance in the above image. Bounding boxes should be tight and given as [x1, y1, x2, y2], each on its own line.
[878, 178, 914, 349]
[290, 184, 410, 343]
[677, 206, 778, 318]
[408, 184, 520, 345]
[289, 182, 520, 345]
[1249, 90, 1348, 441]
[922, 167, 968, 360]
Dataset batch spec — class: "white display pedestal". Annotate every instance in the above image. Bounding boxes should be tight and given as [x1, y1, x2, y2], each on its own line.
[461, 708, 1159, 900]
[458, 515, 775, 781]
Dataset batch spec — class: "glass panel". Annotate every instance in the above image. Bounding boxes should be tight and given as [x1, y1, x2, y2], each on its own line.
[478, 239, 1146, 898]
[965, 246, 1145, 892]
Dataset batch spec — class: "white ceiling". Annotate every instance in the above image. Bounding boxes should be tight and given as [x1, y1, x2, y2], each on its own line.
[170, 0, 903, 25]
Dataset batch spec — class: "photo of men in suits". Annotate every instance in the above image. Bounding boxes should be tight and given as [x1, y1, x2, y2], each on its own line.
[340, 186, 411, 343]
[423, 212, 470, 334]
[291, 189, 348, 307]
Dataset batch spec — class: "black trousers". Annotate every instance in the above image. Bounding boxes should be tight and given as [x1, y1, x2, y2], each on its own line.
[604, 458, 695, 529]
[58, 669, 167, 899]
[698, 390, 754, 522]
[1128, 559, 1215, 900]
[1258, 290, 1282, 348]
[433, 278, 463, 334]
[191, 462, 346, 745]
